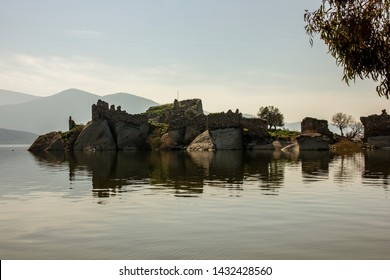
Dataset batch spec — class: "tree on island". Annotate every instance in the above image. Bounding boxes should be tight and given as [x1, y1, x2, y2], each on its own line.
[346, 121, 364, 140]
[332, 112, 353, 136]
[257, 106, 284, 130]
[331, 112, 364, 139]
[304, 0, 390, 98]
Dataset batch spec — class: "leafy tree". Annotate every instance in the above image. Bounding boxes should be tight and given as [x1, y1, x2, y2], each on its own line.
[257, 106, 284, 130]
[332, 112, 353, 136]
[304, 0, 390, 98]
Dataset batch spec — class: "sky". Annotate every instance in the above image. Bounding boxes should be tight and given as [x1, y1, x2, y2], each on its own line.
[0, 0, 388, 122]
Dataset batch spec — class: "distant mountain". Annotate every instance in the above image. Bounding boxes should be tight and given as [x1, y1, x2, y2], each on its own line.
[242, 113, 256, 119]
[0, 88, 159, 134]
[103, 92, 159, 111]
[0, 89, 41, 106]
[0, 128, 38, 144]
[284, 122, 301, 132]
[284, 121, 339, 134]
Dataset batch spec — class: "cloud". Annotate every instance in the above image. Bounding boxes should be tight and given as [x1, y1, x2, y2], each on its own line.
[0, 51, 202, 98]
[0, 51, 131, 95]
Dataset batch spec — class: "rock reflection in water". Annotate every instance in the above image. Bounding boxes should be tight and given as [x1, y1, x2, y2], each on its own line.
[363, 150, 390, 187]
[244, 150, 297, 195]
[30, 149, 387, 198]
[300, 151, 331, 182]
[30, 150, 289, 197]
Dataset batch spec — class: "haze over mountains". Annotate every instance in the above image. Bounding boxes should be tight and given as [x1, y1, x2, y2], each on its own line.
[0, 128, 38, 144]
[0, 89, 41, 106]
[0, 88, 159, 134]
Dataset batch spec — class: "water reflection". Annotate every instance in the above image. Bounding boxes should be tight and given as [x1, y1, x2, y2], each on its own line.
[332, 152, 364, 184]
[29, 149, 389, 198]
[300, 151, 331, 182]
[363, 150, 390, 188]
[244, 151, 297, 195]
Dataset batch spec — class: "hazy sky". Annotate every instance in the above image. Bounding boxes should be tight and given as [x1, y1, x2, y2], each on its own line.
[0, 0, 388, 122]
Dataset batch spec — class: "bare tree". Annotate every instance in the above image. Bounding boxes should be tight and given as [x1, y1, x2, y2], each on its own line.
[346, 121, 364, 140]
[332, 112, 353, 136]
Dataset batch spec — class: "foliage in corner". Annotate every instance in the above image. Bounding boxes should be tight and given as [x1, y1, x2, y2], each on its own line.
[304, 0, 390, 98]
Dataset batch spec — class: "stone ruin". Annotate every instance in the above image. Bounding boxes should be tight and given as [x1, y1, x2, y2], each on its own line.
[297, 117, 332, 150]
[360, 109, 390, 140]
[73, 99, 150, 151]
[207, 110, 242, 130]
[30, 98, 270, 151]
[167, 99, 206, 132]
[68, 116, 76, 130]
[242, 117, 268, 140]
[360, 110, 390, 148]
[301, 117, 332, 136]
[92, 99, 148, 127]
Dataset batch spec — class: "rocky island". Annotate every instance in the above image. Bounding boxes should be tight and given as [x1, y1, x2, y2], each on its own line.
[29, 98, 269, 152]
[28, 98, 390, 152]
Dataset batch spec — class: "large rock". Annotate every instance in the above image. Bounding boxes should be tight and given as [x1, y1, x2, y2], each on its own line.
[159, 130, 183, 150]
[74, 120, 117, 151]
[367, 135, 390, 149]
[301, 117, 332, 136]
[187, 130, 216, 151]
[296, 133, 330, 150]
[361, 110, 390, 140]
[115, 121, 149, 150]
[28, 131, 65, 151]
[184, 126, 202, 144]
[210, 128, 242, 150]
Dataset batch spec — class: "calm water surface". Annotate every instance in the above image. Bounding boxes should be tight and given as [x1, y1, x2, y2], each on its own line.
[0, 145, 389, 259]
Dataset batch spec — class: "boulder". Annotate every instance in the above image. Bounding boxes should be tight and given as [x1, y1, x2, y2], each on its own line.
[296, 133, 330, 150]
[187, 130, 216, 151]
[361, 110, 390, 140]
[184, 126, 202, 144]
[159, 130, 184, 150]
[74, 120, 117, 151]
[28, 131, 65, 151]
[367, 135, 390, 149]
[301, 117, 332, 136]
[252, 140, 289, 150]
[210, 128, 242, 150]
[115, 121, 149, 150]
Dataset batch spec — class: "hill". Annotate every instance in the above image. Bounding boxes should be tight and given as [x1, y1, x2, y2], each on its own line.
[0, 88, 159, 134]
[0, 128, 38, 144]
[0, 89, 41, 106]
[284, 121, 339, 134]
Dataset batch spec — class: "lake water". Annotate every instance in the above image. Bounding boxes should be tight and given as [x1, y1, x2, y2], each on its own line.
[0, 145, 389, 260]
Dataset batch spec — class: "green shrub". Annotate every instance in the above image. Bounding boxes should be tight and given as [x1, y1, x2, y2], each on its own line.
[269, 129, 300, 141]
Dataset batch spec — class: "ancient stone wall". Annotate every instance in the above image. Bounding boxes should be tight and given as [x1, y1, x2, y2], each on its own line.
[169, 114, 207, 132]
[92, 100, 148, 126]
[172, 99, 203, 116]
[361, 110, 390, 139]
[207, 110, 242, 130]
[301, 117, 331, 135]
[242, 118, 268, 138]
[89, 99, 269, 150]
[166, 99, 206, 131]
